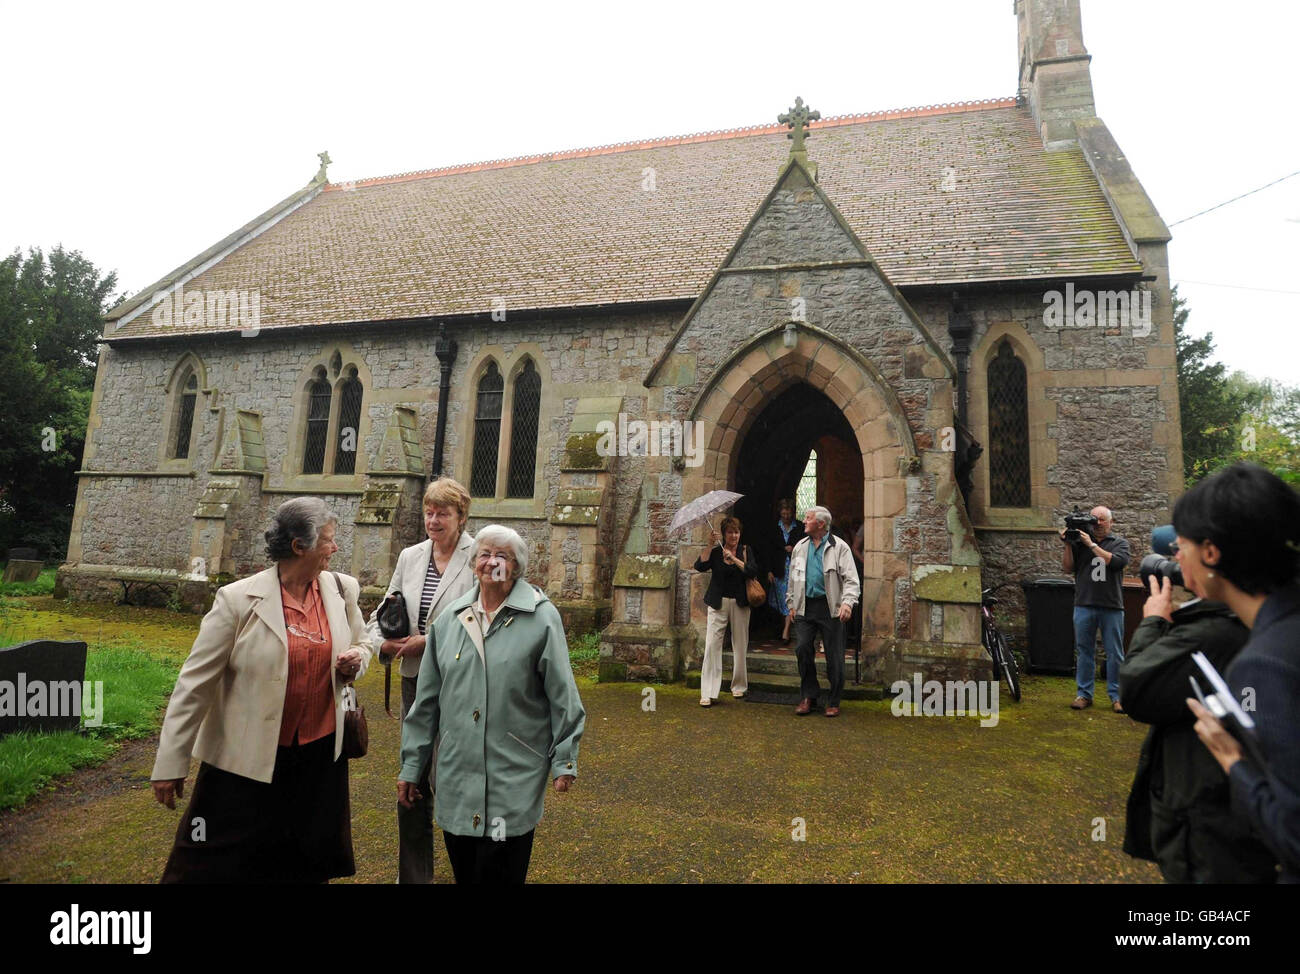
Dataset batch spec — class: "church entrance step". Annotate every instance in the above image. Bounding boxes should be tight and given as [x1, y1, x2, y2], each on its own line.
[685, 670, 883, 701]
[721, 650, 856, 678]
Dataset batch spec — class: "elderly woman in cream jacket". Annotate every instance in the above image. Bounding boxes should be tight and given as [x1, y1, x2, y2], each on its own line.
[398, 524, 585, 884]
[151, 497, 371, 883]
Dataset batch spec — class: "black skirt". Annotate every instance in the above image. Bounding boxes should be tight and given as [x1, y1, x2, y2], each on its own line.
[161, 733, 355, 884]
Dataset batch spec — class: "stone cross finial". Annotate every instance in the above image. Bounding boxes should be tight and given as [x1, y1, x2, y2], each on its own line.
[778, 97, 821, 155]
[315, 150, 332, 182]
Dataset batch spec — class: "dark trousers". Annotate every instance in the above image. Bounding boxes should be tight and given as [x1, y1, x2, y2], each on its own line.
[794, 596, 845, 707]
[442, 829, 536, 885]
[398, 675, 436, 884]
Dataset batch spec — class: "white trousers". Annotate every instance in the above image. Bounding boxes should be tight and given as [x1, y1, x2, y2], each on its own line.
[701, 597, 749, 699]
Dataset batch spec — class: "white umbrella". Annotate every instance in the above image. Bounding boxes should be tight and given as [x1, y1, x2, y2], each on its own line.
[669, 490, 744, 539]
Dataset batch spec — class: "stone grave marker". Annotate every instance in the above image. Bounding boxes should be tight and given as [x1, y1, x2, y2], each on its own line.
[0, 640, 90, 736]
[3, 560, 44, 584]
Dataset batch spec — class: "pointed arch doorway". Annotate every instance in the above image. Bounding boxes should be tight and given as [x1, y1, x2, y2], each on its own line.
[733, 382, 864, 643]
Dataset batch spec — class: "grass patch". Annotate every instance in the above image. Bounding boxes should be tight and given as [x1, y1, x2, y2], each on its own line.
[0, 641, 179, 811]
[568, 630, 601, 680]
[568, 631, 601, 662]
[0, 565, 57, 598]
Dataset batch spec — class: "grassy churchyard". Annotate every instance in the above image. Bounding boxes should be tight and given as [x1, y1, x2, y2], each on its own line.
[0, 592, 1160, 884]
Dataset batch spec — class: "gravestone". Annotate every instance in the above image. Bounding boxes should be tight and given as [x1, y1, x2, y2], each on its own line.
[3, 560, 44, 584]
[0, 640, 90, 735]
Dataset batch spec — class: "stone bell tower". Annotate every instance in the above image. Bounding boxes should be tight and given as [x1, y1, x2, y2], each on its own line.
[1016, 0, 1097, 149]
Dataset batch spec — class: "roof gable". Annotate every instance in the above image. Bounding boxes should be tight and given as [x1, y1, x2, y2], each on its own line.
[646, 157, 954, 386]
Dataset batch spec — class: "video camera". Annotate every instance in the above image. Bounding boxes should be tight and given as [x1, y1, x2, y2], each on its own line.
[1139, 523, 1184, 590]
[1063, 507, 1098, 543]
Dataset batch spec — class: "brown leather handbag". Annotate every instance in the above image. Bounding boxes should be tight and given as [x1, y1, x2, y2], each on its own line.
[331, 572, 369, 758]
[342, 686, 368, 759]
[744, 547, 766, 607]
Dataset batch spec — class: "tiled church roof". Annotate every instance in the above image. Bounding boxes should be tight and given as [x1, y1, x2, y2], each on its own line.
[107, 99, 1143, 338]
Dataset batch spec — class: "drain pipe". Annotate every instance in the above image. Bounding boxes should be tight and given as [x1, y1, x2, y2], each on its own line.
[432, 323, 458, 477]
[947, 292, 980, 511]
[948, 291, 973, 428]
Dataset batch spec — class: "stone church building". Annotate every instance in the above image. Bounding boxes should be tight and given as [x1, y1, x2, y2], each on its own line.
[60, 0, 1181, 686]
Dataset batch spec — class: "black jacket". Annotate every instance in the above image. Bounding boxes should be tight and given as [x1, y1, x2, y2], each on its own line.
[766, 520, 805, 580]
[1225, 583, 1300, 883]
[694, 544, 758, 610]
[1119, 599, 1276, 883]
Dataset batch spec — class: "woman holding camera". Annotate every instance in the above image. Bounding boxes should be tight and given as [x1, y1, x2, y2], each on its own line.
[1175, 463, 1300, 883]
[1120, 537, 1275, 882]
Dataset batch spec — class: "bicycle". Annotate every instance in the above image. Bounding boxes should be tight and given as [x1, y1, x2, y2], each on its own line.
[981, 583, 1021, 702]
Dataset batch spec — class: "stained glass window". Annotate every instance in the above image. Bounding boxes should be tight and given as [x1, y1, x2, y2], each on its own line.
[470, 362, 504, 496]
[506, 360, 541, 498]
[988, 341, 1030, 507]
[796, 450, 817, 515]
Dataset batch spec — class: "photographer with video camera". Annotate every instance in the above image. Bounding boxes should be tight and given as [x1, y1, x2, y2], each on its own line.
[1118, 525, 1276, 882]
[1174, 463, 1300, 883]
[1060, 506, 1131, 712]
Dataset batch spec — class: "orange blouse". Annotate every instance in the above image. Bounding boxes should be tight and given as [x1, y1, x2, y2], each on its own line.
[278, 577, 335, 747]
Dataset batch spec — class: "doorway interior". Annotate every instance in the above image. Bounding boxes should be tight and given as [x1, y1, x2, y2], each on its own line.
[730, 382, 864, 644]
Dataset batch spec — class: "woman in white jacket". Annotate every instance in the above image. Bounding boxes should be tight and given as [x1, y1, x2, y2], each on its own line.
[363, 476, 475, 883]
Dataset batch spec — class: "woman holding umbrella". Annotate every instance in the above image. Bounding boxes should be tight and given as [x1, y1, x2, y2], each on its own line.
[694, 517, 758, 706]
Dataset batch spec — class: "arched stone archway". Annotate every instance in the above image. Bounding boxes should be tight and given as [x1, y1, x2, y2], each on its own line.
[679, 326, 923, 674]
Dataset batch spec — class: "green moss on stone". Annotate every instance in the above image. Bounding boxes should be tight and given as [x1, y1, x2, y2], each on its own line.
[612, 554, 676, 589]
[911, 564, 982, 603]
[562, 431, 609, 472]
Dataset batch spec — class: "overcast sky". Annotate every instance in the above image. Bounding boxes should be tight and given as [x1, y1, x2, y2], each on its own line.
[2, 0, 1296, 384]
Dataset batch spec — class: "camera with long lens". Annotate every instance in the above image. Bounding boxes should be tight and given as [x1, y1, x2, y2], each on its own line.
[1063, 507, 1099, 543]
[1139, 523, 1184, 590]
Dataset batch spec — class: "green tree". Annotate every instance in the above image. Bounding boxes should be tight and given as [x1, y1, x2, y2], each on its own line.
[0, 247, 118, 560]
[1203, 372, 1300, 487]
[1173, 285, 1250, 483]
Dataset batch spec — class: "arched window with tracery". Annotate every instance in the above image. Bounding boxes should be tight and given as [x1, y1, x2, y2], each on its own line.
[172, 371, 198, 460]
[987, 340, 1030, 507]
[506, 359, 541, 498]
[470, 362, 504, 496]
[333, 368, 363, 475]
[303, 369, 332, 475]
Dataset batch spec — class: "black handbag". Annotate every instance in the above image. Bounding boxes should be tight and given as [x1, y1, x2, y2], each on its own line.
[375, 591, 410, 722]
[377, 591, 410, 639]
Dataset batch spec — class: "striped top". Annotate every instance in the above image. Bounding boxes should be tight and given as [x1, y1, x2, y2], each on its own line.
[417, 555, 443, 635]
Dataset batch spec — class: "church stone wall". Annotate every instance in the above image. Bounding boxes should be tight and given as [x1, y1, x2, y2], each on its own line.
[909, 282, 1180, 644]
[67, 309, 679, 597]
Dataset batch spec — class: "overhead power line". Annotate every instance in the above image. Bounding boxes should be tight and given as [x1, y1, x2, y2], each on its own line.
[1172, 278, 1300, 296]
[1168, 170, 1300, 227]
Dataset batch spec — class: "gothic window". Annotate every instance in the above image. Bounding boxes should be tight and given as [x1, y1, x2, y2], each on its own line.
[506, 359, 541, 498]
[172, 371, 198, 460]
[303, 370, 332, 475]
[334, 369, 363, 475]
[796, 450, 817, 515]
[470, 362, 504, 496]
[987, 340, 1030, 507]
